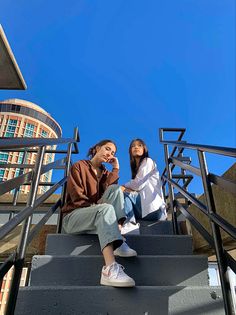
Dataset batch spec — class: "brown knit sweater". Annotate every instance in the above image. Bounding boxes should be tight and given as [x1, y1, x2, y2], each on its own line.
[62, 160, 119, 215]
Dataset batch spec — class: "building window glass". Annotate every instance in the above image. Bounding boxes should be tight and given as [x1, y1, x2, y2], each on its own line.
[14, 152, 25, 179]
[44, 172, 50, 182]
[0, 152, 9, 163]
[0, 103, 61, 136]
[0, 152, 8, 182]
[0, 169, 5, 181]
[40, 171, 51, 193]
[41, 130, 48, 138]
[24, 123, 35, 137]
[47, 153, 53, 163]
[8, 119, 17, 126]
[5, 119, 17, 137]
[11, 104, 21, 112]
[15, 168, 20, 177]
[18, 152, 23, 163]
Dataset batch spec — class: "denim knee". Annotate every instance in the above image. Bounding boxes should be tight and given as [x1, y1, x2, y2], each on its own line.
[106, 184, 121, 192]
[98, 203, 116, 222]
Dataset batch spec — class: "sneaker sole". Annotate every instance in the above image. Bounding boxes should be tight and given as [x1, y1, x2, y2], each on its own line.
[121, 230, 140, 235]
[100, 278, 135, 287]
[159, 215, 168, 221]
[121, 224, 140, 235]
[113, 251, 138, 257]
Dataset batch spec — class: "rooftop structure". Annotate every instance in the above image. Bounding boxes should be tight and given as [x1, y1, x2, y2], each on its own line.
[0, 98, 62, 193]
[0, 25, 26, 90]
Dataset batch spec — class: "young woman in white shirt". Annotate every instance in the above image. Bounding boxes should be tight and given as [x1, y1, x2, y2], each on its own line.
[122, 139, 167, 227]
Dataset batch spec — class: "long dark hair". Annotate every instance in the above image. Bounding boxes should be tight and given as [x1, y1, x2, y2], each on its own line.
[129, 139, 149, 179]
[87, 139, 117, 158]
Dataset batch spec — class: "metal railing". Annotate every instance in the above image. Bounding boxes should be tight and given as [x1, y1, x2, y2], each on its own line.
[159, 128, 236, 315]
[0, 127, 79, 315]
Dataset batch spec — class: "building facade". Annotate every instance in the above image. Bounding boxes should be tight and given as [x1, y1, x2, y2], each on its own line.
[0, 98, 62, 193]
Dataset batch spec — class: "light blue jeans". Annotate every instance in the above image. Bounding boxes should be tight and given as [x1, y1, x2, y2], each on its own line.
[124, 191, 164, 221]
[62, 185, 125, 251]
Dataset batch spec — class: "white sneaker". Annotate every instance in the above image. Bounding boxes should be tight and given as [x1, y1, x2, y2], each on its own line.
[114, 242, 137, 257]
[100, 262, 135, 287]
[121, 222, 140, 235]
[159, 210, 168, 221]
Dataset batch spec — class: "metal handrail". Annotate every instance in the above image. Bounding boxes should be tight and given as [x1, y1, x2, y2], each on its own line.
[163, 175, 236, 240]
[0, 157, 67, 196]
[170, 157, 202, 176]
[175, 200, 236, 275]
[159, 128, 236, 315]
[160, 128, 186, 182]
[0, 136, 78, 150]
[0, 170, 33, 195]
[175, 200, 215, 248]
[0, 178, 67, 240]
[162, 174, 209, 214]
[0, 127, 79, 315]
[27, 198, 62, 245]
[161, 140, 236, 157]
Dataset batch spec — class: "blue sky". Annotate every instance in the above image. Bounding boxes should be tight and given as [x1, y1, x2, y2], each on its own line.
[1, 0, 235, 194]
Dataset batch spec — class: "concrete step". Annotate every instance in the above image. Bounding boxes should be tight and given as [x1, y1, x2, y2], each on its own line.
[15, 286, 224, 315]
[138, 220, 174, 235]
[30, 255, 208, 286]
[45, 234, 193, 256]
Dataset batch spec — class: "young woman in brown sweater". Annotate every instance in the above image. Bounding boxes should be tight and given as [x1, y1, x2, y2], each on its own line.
[62, 139, 136, 287]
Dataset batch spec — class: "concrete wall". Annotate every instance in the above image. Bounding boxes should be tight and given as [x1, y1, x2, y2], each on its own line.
[186, 163, 236, 255]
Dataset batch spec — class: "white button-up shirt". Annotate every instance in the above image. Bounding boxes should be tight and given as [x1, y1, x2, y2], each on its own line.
[124, 157, 166, 218]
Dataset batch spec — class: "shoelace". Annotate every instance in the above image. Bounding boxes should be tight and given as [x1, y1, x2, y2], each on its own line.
[113, 263, 126, 279]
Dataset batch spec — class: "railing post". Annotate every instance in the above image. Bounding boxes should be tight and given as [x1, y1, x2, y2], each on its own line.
[179, 151, 189, 209]
[162, 182, 167, 205]
[164, 144, 179, 234]
[198, 150, 234, 315]
[12, 149, 27, 206]
[5, 146, 45, 315]
[56, 128, 78, 233]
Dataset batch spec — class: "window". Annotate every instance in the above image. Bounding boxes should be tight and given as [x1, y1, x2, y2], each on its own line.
[0, 103, 61, 137]
[18, 152, 24, 164]
[15, 168, 20, 177]
[41, 130, 48, 138]
[44, 172, 50, 182]
[5, 119, 17, 137]
[0, 169, 5, 181]
[40, 171, 51, 193]
[5, 133, 13, 137]
[0, 152, 9, 181]
[8, 119, 17, 126]
[47, 153, 53, 163]
[24, 123, 35, 137]
[0, 153, 9, 163]
[14, 152, 26, 180]
[11, 104, 20, 112]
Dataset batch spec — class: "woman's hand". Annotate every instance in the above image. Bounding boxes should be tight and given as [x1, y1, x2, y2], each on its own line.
[120, 185, 126, 192]
[108, 157, 119, 169]
[124, 188, 134, 193]
[121, 186, 134, 193]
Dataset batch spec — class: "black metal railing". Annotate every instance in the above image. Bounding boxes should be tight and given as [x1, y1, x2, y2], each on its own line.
[159, 128, 236, 315]
[0, 127, 79, 315]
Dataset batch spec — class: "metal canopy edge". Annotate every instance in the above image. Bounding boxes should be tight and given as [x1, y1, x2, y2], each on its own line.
[0, 25, 27, 90]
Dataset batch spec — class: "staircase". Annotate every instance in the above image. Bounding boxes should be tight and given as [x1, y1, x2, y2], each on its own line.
[15, 221, 224, 315]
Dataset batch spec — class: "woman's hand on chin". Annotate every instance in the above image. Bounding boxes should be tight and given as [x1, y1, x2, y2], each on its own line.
[108, 157, 119, 169]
